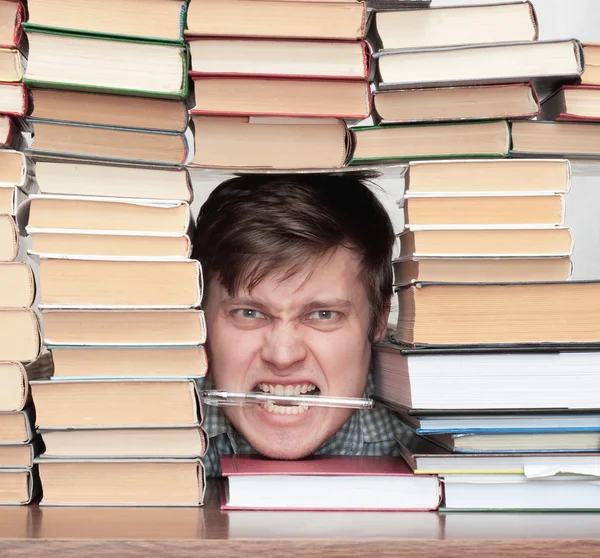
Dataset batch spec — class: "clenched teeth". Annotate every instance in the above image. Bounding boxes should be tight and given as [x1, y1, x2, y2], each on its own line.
[257, 383, 317, 395]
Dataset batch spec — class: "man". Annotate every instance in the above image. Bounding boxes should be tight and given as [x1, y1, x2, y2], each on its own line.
[192, 172, 404, 477]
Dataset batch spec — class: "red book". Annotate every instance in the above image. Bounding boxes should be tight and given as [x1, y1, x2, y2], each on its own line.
[220, 454, 442, 511]
[0, 1, 24, 49]
[0, 82, 28, 117]
[541, 85, 600, 122]
[0, 114, 25, 150]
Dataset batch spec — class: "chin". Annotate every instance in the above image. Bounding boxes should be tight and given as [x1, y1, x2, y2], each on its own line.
[250, 437, 322, 461]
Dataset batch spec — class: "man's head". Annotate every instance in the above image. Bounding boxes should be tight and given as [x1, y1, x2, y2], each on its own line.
[193, 173, 395, 460]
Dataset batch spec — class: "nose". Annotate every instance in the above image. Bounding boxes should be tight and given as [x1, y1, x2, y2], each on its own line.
[260, 322, 307, 374]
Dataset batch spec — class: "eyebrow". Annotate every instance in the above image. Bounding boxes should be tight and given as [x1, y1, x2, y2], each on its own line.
[223, 297, 354, 314]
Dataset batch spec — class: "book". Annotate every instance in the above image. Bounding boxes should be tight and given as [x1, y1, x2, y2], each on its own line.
[190, 77, 371, 119]
[23, 28, 189, 99]
[0, 310, 40, 362]
[31, 379, 203, 428]
[29, 89, 189, 132]
[373, 1, 537, 51]
[374, 39, 583, 91]
[0, 213, 18, 261]
[49, 346, 208, 380]
[0, 468, 39, 506]
[393, 256, 572, 285]
[0, 262, 34, 308]
[0, 439, 41, 468]
[541, 85, 600, 122]
[0, 406, 35, 444]
[41, 427, 207, 459]
[27, 119, 189, 166]
[42, 309, 207, 347]
[190, 116, 351, 169]
[38, 258, 203, 309]
[188, 38, 370, 80]
[185, 0, 368, 41]
[37, 459, 205, 506]
[395, 280, 600, 346]
[373, 343, 600, 411]
[0, 150, 32, 189]
[406, 158, 571, 194]
[581, 43, 600, 85]
[0, 115, 24, 150]
[373, 83, 539, 124]
[23, 196, 192, 236]
[397, 227, 574, 258]
[0, 47, 24, 82]
[0, 83, 28, 117]
[351, 120, 510, 162]
[33, 160, 193, 202]
[403, 193, 565, 227]
[0, 186, 24, 216]
[0, 0, 24, 48]
[26, 0, 187, 42]
[220, 455, 442, 511]
[511, 120, 600, 157]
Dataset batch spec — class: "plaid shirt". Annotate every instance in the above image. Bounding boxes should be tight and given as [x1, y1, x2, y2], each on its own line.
[200, 372, 405, 478]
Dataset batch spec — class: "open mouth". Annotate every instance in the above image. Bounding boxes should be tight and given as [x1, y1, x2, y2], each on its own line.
[253, 383, 320, 415]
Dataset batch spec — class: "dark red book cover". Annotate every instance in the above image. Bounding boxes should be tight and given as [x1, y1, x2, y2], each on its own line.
[0, 1, 24, 49]
[0, 83, 28, 117]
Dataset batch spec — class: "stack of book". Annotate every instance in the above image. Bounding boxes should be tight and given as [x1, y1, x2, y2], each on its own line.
[14, 1, 208, 506]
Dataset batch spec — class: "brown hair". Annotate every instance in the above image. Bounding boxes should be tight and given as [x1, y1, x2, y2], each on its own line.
[192, 172, 395, 339]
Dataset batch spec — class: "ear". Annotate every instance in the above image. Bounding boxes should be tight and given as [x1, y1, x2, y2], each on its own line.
[372, 297, 391, 344]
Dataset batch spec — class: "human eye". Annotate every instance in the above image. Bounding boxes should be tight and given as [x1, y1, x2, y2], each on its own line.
[234, 308, 266, 319]
[308, 310, 339, 320]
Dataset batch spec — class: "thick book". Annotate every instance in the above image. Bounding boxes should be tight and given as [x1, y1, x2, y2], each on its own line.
[188, 38, 370, 80]
[40, 427, 207, 460]
[0, 468, 40, 506]
[0, 186, 25, 217]
[395, 280, 600, 347]
[581, 43, 600, 85]
[402, 192, 565, 227]
[374, 39, 583, 91]
[33, 160, 193, 202]
[0, 214, 19, 261]
[0, 150, 33, 190]
[0, 0, 24, 48]
[373, 342, 600, 412]
[36, 459, 205, 506]
[0, 438, 42, 468]
[0, 83, 28, 117]
[185, 0, 368, 41]
[0, 47, 24, 82]
[0, 115, 25, 151]
[511, 120, 600, 157]
[23, 28, 189, 99]
[541, 85, 600, 122]
[191, 116, 352, 170]
[351, 120, 510, 163]
[0, 406, 35, 444]
[31, 378, 203, 429]
[49, 346, 208, 380]
[0, 309, 40, 362]
[38, 258, 203, 309]
[373, 83, 539, 124]
[397, 226, 574, 258]
[29, 89, 189, 133]
[26, 0, 187, 43]
[0, 262, 34, 308]
[42, 309, 207, 347]
[190, 77, 372, 119]
[27, 119, 189, 166]
[220, 455, 442, 511]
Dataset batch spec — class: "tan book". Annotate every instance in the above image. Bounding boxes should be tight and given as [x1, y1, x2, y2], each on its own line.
[38, 258, 203, 309]
[0, 310, 40, 362]
[31, 379, 202, 429]
[0, 185, 25, 216]
[191, 116, 351, 169]
[42, 309, 206, 347]
[0, 262, 34, 308]
[581, 43, 600, 85]
[0, 361, 52, 412]
[37, 459, 204, 506]
[30, 89, 189, 132]
[0, 150, 30, 189]
[185, 0, 367, 40]
[403, 193, 564, 227]
[0, 469, 38, 505]
[396, 280, 600, 346]
[398, 227, 574, 258]
[0, 440, 41, 468]
[393, 256, 572, 285]
[0, 82, 27, 117]
[374, 1, 537, 50]
[374, 83, 539, 124]
[406, 159, 570, 194]
[41, 428, 207, 459]
[541, 85, 600, 122]
[33, 161, 193, 202]
[0, 407, 35, 444]
[0, 1, 24, 49]
[0, 214, 18, 261]
[50, 346, 208, 380]
[511, 121, 600, 156]
[0, 48, 23, 82]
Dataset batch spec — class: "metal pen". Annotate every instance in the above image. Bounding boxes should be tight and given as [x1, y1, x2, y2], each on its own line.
[201, 389, 375, 410]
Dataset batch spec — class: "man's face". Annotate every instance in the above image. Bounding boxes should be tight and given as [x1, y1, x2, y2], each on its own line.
[204, 248, 381, 459]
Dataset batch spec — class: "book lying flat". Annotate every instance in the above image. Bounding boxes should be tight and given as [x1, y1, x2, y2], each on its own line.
[31, 378, 203, 429]
[0, 83, 28, 117]
[0, 187, 24, 217]
[188, 38, 370, 80]
[185, 0, 368, 40]
[0, 150, 32, 189]
[29, 89, 189, 132]
[351, 120, 510, 162]
[190, 77, 371, 119]
[395, 280, 600, 346]
[0, 115, 25, 151]
[397, 226, 574, 258]
[220, 455, 442, 511]
[373, 83, 539, 124]
[0, 0, 24, 48]
[0, 310, 40, 362]
[0, 263, 33, 309]
[0, 438, 42, 468]
[191, 116, 351, 169]
[0, 468, 40, 506]
[541, 85, 600, 122]
[0, 47, 24, 82]
[42, 309, 207, 347]
[24, 28, 189, 99]
[581, 43, 600, 85]
[37, 459, 205, 506]
[511, 120, 600, 157]
[26, 0, 187, 42]
[0, 406, 35, 444]
[0, 214, 19, 261]
[38, 258, 203, 309]
[1, 360, 49, 412]
[374, 39, 583, 91]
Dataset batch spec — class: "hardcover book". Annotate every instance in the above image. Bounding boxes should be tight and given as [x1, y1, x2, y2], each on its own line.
[541, 85, 600, 122]
[0, 0, 24, 48]
[0, 83, 28, 117]
[511, 120, 600, 157]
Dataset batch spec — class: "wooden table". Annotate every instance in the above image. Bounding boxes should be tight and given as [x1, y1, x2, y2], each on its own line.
[1, 481, 599, 557]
